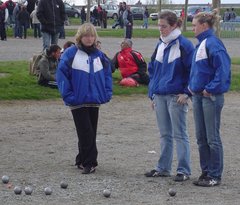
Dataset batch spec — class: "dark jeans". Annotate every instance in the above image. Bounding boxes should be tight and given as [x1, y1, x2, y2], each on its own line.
[19, 22, 28, 39]
[0, 22, 6, 40]
[71, 107, 99, 168]
[33, 23, 41, 38]
[125, 24, 132, 39]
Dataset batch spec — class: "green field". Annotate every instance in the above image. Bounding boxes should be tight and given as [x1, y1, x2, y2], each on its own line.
[0, 59, 239, 100]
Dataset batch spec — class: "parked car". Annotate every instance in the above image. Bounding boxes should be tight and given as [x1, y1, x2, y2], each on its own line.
[187, 6, 211, 22]
[150, 10, 180, 21]
[130, 7, 144, 20]
[64, 3, 80, 18]
[150, 12, 158, 21]
[88, 4, 119, 19]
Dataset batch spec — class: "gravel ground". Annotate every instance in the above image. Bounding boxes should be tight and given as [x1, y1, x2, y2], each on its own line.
[0, 36, 239, 61]
[0, 30, 240, 205]
[0, 93, 240, 205]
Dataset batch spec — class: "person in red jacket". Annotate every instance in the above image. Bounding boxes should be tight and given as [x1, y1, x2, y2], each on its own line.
[112, 38, 149, 86]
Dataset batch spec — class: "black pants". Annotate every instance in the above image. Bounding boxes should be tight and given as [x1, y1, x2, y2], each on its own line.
[71, 107, 99, 168]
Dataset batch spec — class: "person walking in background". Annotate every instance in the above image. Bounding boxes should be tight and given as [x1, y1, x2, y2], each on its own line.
[30, 2, 41, 38]
[80, 6, 86, 25]
[37, 0, 65, 51]
[189, 10, 231, 187]
[18, 5, 30, 39]
[145, 11, 194, 182]
[13, 2, 21, 38]
[37, 44, 61, 88]
[102, 8, 107, 28]
[123, 5, 133, 39]
[0, 1, 8, 41]
[5, 0, 15, 26]
[142, 6, 149, 29]
[56, 23, 112, 174]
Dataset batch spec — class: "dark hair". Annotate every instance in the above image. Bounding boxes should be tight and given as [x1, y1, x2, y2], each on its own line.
[46, 44, 61, 56]
[158, 10, 182, 28]
[193, 9, 219, 28]
[63, 41, 75, 50]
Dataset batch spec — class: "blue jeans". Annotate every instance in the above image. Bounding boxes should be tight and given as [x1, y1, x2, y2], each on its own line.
[192, 94, 224, 180]
[154, 94, 191, 175]
[142, 17, 148, 29]
[42, 32, 59, 51]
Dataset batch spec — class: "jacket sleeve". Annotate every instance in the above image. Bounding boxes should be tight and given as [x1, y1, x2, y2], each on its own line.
[148, 44, 159, 99]
[111, 52, 119, 73]
[56, 55, 76, 106]
[205, 50, 231, 94]
[181, 41, 194, 95]
[102, 55, 113, 102]
[36, 0, 47, 24]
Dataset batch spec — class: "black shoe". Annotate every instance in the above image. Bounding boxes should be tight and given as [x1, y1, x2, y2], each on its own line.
[82, 166, 96, 174]
[144, 169, 170, 177]
[196, 176, 221, 187]
[193, 172, 208, 185]
[174, 173, 190, 182]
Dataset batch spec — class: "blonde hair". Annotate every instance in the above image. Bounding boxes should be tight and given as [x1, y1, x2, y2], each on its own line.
[193, 9, 220, 28]
[75, 23, 98, 46]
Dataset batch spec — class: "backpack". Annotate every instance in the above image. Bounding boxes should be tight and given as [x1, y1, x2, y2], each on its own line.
[29, 53, 44, 76]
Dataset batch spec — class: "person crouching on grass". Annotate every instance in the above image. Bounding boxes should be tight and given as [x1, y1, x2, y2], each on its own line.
[56, 23, 112, 174]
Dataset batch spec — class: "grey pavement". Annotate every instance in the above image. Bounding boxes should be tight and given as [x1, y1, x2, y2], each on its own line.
[0, 36, 239, 61]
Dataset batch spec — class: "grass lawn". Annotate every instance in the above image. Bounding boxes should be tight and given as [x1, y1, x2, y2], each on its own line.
[0, 59, 239, 100]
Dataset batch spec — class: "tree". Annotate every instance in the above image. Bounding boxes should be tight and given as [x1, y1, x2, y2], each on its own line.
[212, 0, 221, 38]
[183, 0, 188, 32]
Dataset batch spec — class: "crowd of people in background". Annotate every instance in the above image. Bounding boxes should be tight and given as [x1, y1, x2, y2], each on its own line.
[222, 7, 237, 30]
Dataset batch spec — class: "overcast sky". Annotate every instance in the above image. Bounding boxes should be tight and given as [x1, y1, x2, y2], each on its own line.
[73, 0, 240, 5]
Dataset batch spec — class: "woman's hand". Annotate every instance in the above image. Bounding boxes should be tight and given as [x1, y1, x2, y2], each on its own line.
[177, 94, 189, 104]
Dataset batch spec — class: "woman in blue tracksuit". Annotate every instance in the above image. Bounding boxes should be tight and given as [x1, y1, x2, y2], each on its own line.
[145, 11, 194, 182]
[56, 23, 112, 174]
[189, 10, 231, 187]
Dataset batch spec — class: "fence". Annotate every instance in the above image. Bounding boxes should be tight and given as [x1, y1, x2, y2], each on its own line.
[220, 21, 240, 38]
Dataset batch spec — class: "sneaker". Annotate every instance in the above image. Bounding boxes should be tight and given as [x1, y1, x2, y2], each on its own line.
[193, 172, 208, 185]
[77, 164, 84, 170]
[144, 169, 170, 177]
[82, 166, 96, 174]
[174, 173, 190, 182]
[196, 176, 221, 187]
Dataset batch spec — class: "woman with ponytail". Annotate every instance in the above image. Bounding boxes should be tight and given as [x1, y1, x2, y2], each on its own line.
[189, 9, 231, 187]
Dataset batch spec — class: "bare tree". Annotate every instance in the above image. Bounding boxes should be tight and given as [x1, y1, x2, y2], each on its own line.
[183, 0, 188, 32]
[212, 0, 221, 38]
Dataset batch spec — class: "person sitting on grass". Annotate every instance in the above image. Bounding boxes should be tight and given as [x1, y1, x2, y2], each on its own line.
[37, 44, 61, 88]
[112, 38, 149, 87]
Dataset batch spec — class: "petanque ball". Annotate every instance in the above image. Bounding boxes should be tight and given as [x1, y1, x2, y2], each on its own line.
[14, 186, 22, 195]
[2, 175, 10, 184]
[24, 186, 33, 195]
[103, 189, 111, 198]
[60, 181, 68, 189]
[44, 187, 52, 195]
[168, 188, 177, 197]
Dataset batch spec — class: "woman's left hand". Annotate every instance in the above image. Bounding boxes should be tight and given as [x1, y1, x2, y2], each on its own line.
[177, 94, 189, 104]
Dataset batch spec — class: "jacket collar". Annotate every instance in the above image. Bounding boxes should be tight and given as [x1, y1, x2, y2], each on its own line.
[196, 29, 214, 43]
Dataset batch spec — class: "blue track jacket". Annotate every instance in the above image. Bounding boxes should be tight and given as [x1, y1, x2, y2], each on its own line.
[148, 35, 194, 99]
[189, 29, 231, 94]
[56, 46, 112, 106]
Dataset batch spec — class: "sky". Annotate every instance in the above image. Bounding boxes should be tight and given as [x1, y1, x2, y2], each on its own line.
[72, 0, 240, 5]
